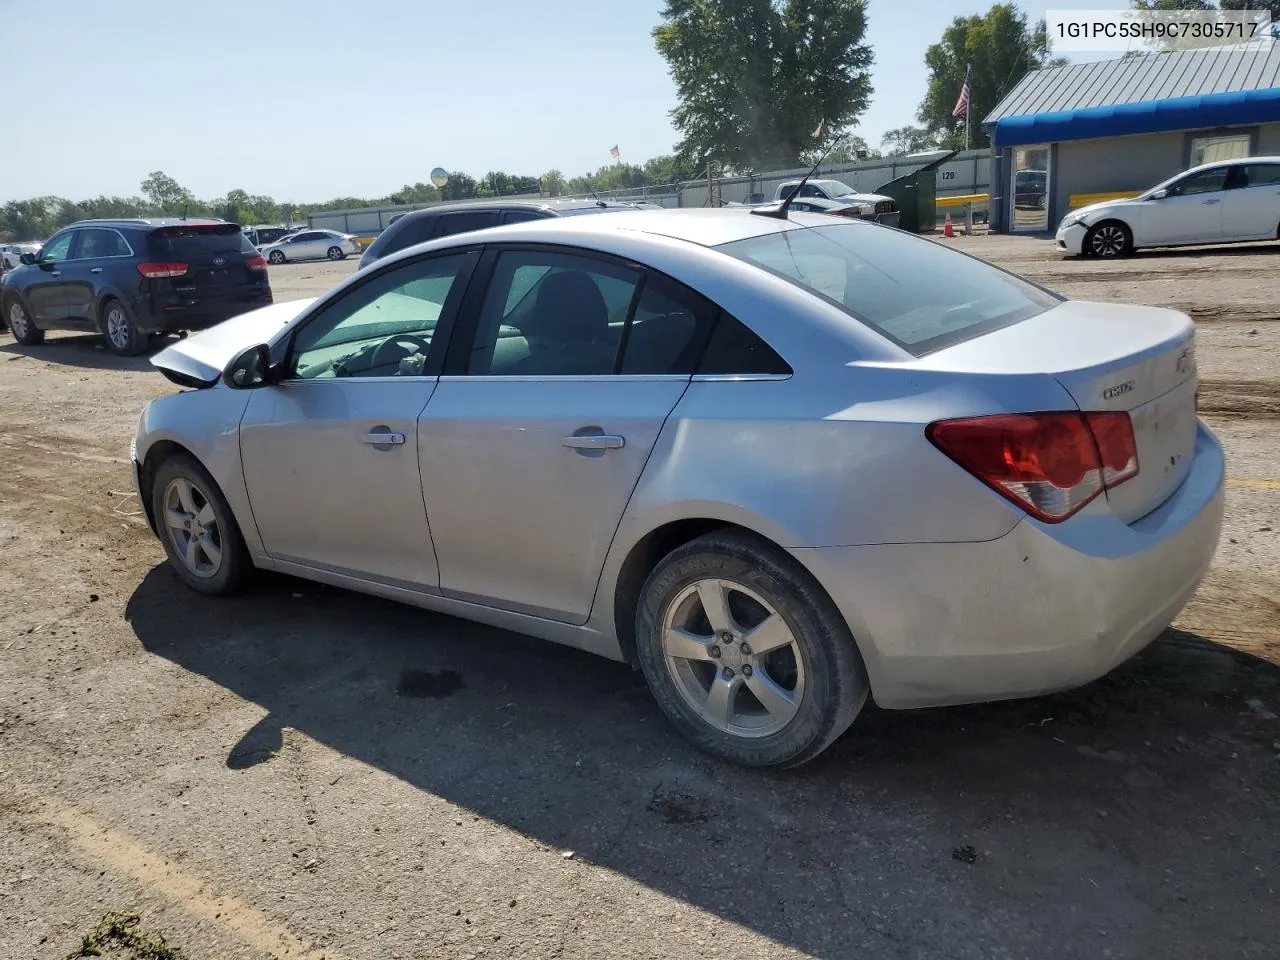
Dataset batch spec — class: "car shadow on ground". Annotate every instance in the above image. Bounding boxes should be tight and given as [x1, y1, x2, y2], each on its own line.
[0, 332, 176, 371]
[125, 565, 1280, 957]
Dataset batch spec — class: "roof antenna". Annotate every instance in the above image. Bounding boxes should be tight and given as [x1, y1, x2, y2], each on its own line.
[752, 132, 849, 220]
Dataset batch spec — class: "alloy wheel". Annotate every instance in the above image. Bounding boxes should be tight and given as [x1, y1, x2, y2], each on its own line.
[105, 305, 130, 351]
[1091, 224, 1127, 257]
[661, 577, 806, 738]
[8, 302, 29, 338]
[163, 476, 223, 579]
[327, 246, 342, 260]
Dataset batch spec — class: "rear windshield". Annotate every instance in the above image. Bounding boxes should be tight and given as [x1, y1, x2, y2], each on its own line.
[552, 204, 641, 217]
[718, 224, 1061, 356]
[150, 224, 254, 258]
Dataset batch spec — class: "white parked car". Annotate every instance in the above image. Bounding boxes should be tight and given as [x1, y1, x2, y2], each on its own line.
[0, 242, 41, 270]
[1056, 157, 1280, 257]
[259, 229, 360, 264]
[773, 179, 899, 226]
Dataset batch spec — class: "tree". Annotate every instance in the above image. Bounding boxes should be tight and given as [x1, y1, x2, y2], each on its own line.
[540, 169, 566, 196]
[805, 133, 879, 164]
[1130, 0, 1280, 50]
[642, 154, 695, 184]
[653, 0, 873, 171]
[438, 171, 477, 201]
[140, 170, 194, 212]
[880, 125, 937, 155]
[918, 4, 1056, 150]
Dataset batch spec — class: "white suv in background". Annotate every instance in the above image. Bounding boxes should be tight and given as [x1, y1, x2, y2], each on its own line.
[0, 242, 41, 270]
[1056, 157, 1280, 258]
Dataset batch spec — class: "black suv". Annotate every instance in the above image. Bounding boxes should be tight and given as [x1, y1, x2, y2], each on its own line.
[0, 218, 272, 355]
[358, 198, 638, 269]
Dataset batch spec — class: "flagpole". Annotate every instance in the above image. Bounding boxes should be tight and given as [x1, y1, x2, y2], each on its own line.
[965, 63, 971, 152]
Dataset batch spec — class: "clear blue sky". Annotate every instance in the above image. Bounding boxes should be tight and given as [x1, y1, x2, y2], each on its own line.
[1, 0, 1126, 204]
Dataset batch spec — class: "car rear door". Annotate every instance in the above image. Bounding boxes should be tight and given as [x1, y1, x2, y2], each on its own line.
[238, 249, 478, 587]
[1221, 162, 1280, 241]
[417, 246, 716, 623]
[1139, 167, 1228, 246]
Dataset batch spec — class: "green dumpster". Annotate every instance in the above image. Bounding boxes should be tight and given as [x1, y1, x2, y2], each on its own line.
[876, 151, 956, 233]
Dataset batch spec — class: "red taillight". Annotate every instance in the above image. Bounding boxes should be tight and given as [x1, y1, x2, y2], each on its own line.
[926, 411, 1139, 523]
[245, 255, 267, 271]
[137, 261, 188, 279]
[833, 208, 861, 218]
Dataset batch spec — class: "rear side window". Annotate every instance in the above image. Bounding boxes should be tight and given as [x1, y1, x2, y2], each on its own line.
[76, 228, 132, 258]
[437, 210, 502, 238]
[1238, 163, 1280, 188]
[697, 313, 791, 375]
[618, 277, 717, 375]
[502, 209, 546, 224]
[718, 224, 1060, 356]
[150, 224, 254, 258]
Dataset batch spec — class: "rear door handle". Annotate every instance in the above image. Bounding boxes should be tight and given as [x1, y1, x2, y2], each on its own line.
[90, 267, 103, 274]
[50, 270, 61, 277]
[562, 434, 625, 450]
[362, 431, 405, 445]
[1202, 198, 1221, 204]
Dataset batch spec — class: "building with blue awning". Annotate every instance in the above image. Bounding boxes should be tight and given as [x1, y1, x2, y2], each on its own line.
[982, 44, 1280, 234]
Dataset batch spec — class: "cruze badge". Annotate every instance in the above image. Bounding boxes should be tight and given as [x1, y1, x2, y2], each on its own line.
[1102, 380, 1135, 401]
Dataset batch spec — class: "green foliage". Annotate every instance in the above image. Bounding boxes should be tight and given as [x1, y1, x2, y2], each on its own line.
[1129, 0, 1279, 50]
[66, 912, 187, 960]
[880, 125, 938, 155]
[918, 3, 1055, 150]
[654, 0, 873, 171]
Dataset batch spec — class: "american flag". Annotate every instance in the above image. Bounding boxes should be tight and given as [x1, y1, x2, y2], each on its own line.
[952, 65, 971, 118]
[609, 145, 620, 159]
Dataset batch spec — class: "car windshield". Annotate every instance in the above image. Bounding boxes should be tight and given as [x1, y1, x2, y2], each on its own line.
[718, 224, 1061, 356]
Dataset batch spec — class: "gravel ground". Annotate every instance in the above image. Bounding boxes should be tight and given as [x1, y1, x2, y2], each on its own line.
[1, 235, 1277, 960]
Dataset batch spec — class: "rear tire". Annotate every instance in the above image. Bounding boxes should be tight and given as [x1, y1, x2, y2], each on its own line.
[151, 453, 252, 596]
[326, 246, 344, 261]
[268, 249, 286, 264]
[102, 298, 146, 356]
[634, 530, 868, 768]
[1085, 220, 1133, 258]
[4, 296, 44, 345]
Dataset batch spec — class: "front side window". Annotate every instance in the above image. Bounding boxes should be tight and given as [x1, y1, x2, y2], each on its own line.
[719, 224, 1060, 356]
[40, 232, 75, 263]
[467, 250, 640, 376]
[290, 253, 473, 379]
[1169, 168, 1230, 196]
[437, 211, 501, 238]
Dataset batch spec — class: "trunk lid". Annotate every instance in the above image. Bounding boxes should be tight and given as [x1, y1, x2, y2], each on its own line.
[148, 223, 264, 293]
[917, 300, 1198, 524]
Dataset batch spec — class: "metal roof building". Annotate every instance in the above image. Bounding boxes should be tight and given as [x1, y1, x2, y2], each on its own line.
[981, 45, 1280, 234]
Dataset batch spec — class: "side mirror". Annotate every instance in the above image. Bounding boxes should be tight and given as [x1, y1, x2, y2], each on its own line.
[19, 252, 37, 265]
[223, 343, 274, 389]
[1149, 188, 1169, 200]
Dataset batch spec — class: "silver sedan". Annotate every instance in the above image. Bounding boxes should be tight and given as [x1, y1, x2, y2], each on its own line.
[133, 210, 1224, 767]
[259, 228, 360, 263]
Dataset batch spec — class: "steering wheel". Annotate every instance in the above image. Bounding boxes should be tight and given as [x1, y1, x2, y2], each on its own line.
[370, 333, 431, 374]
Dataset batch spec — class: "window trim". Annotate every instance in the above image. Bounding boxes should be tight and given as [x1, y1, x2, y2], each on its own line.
[278, 246, 481, 382]
[71, 227, 136, 261]
[440, 241, 723, 380]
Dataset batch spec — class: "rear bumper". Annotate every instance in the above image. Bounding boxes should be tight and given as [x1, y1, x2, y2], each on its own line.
[794, 422, 1225, 709]
[136, 290, 273, 333]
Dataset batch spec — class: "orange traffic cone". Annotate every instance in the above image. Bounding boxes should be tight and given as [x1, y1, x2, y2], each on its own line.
[943, 211, 954, 238]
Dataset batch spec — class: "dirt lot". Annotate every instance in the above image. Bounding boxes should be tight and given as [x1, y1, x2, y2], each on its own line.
[1, 236, 1278, 960]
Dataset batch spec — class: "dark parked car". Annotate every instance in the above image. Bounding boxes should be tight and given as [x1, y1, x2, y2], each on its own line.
[0, 219, 272, 355]
[359, 198, 639, 269]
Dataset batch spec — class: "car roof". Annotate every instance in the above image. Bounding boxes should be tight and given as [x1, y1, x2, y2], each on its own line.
[66, 217, 229, 230]
[391, 198, 634, 222]
[1189, 155, 1280, 172]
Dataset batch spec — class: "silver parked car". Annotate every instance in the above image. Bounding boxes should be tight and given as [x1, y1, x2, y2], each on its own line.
[133, 210, 1224, 767]
[259, 228, 360, 264]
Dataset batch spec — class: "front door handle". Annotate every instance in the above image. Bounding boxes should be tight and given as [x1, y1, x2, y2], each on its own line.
[90, 267, 103, 274]
[50, 270, 61, 277]
[1202, 198, 1221, 204]
[562, 434, 625, 450]
[362, 431, 405, 445]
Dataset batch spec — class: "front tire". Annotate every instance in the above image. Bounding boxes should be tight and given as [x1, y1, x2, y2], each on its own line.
[326, 245, 345, 261]
[635, 530, 868, 768]
[268, 249, 286, 265]
[5, 297, 44, 345]
[151, 454, 252, 596]
[102, 299, 146, 356]
[1085, 220, 1133, 258]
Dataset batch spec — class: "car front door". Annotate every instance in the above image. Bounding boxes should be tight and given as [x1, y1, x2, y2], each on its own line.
[1221, 162, 1280, 241]
[1138, 167, 1229, 246]
[238, 249, 478, 587]
[418, 247, 715, 623]
[22, 230, 78, 324]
